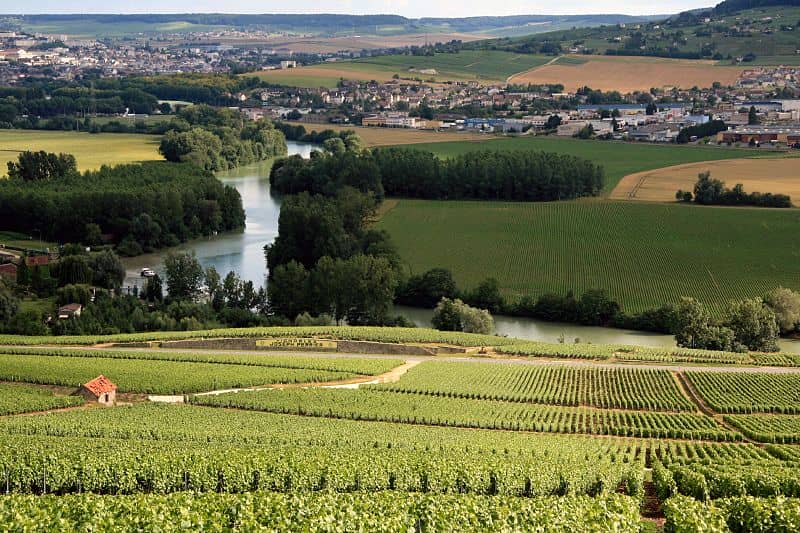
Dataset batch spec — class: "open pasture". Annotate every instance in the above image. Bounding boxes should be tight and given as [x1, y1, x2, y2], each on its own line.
[376, 199, 800, 313]
[611, 157, 800, 203]
[0, 130, 162, 173]
[508, 55, 745, 92]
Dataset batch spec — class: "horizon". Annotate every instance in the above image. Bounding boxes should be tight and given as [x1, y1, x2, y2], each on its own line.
[3, 1, 715, 18]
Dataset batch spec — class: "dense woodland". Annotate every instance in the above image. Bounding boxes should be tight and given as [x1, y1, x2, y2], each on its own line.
[0, 155, 245, 255]
[272, 147, 604, 202]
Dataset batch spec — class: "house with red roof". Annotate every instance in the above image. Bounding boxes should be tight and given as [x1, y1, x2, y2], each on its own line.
[76, 375, 117, 406]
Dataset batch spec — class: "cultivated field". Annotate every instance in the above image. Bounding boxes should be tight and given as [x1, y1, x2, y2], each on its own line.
[243, 33, 487, 54]
[376, 200, 800, 313]
[254, 50, 549, 87]
[404, 136, 768, 193]
[611, 157, 800, 203]
[0, 130, 162, 172]
[2, 329, 800, 528]
[508, 55, 746, 92]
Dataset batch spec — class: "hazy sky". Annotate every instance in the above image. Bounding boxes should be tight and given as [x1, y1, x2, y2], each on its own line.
[9, 1, 711, 18]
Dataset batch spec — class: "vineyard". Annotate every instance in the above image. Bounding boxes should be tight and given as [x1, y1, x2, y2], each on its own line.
[190, 388, 737, 440]
[0, 326, 520, 348]
[0, 383, 82, 415]
[686, 372, 800, 414]
[373, 361, 694, 411]
[1, 334, 800, 528]
[0, 353, 360, 394]
[376, 199, 800, 314]
[0, 492, 643, 531]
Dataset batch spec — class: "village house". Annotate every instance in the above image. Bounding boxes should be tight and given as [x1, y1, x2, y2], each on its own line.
[57, 303, 83, 320]
[76, 375, 117, 406]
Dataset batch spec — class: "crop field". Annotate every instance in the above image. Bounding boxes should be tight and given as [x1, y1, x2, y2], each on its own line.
[725, 415, 800, 444]
[403, 136, 767, 194]
[192, 388, 736, 440]
[2, 335, 800, 527]
[254, 50, 550, 87]
[0, 382, 82, 415]
[507, 55, 745, 92]
[686, 372, 800, 414]
[611, 157, 800, 203]
[0, 130, 162, 172]
[373, 361, 694, 411]
[376, 199, 800, 313]
[0, 353, 367, 394]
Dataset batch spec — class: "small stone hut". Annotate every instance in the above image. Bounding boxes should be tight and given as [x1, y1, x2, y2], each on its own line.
[77, 375, 117, 406]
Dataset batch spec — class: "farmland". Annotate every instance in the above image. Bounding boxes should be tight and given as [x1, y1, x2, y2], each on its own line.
[376, 199, 800, 313]
[2, 332, 800, 528]
[611, 158, 800, 203]
[402, 136, 768, 193]
[507, 55, 745, 92]
[253, 50, 551, 87]
[0, 130, 162, 172]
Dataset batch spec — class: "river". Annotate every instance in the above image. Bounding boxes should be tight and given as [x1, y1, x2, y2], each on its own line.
[121, 141, 317, 289]
[395, 306, 800, 354]
[121, 141, 800, 354]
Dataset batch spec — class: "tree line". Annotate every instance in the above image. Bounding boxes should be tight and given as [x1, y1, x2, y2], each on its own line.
[0, 154, 245, 255]
[677, 172, 792, 208]
[272, 146, 604, 202]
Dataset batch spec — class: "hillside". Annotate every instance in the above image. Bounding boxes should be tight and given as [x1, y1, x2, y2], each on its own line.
[464, 4, 800, 65]
[1, 13, 661, 39]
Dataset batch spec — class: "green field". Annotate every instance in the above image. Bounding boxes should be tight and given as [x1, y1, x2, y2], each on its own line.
[255, 50, 551, 87]
[1, 331, 800, 528]
[0, 130, 162, 173]
[403, 136, 775, 194]
[377, 200, 800, 313]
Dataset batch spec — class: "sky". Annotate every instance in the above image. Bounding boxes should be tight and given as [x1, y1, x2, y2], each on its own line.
[8, 1, 711, 18]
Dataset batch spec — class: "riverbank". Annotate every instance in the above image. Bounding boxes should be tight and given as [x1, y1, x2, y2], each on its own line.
[394, 305, 800, 355]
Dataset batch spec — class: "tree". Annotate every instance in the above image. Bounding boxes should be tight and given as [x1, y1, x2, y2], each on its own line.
[432, 298, 494, 335]
[7, 151, 77, 182]
[764, 287, 800, 334]
[545, 115, 562, 130]
[336, 254, 398, 326]
[204, 266, 223, 311]
[467, 278, 504, 315]
[143, 274, 164, 303]
[159, 128, 223, 171]
[164, 251, 203, 301]
[673, 297, 735, 351]
[0, 282, 19, 327]
[57, 255, 93, 287]
[576, 289, 620, 326]
[268, 261, 310, 320]
[90, 250, 125, 290]
[79, 223, 102, 248]
[724, 298, 780, 352]
[396, 268, 458, 308]
[748, 105, 759, 125]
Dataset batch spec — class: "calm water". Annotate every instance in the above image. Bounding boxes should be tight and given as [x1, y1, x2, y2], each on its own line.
[122, 141, 800, 354]
[121, 141, 316, 289]
[395, 305, 800, 355]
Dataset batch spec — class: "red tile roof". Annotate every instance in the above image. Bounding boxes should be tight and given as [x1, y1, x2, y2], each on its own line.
[83, 375, 117, 396]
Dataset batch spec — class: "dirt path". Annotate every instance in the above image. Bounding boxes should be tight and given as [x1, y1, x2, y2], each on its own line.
[505, 55, 560, 84]
[191, 360, 421, 398]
